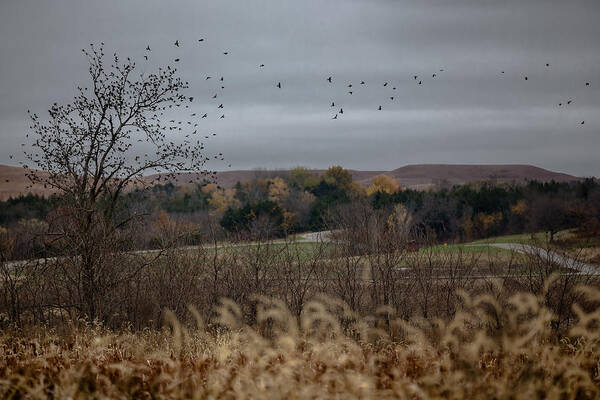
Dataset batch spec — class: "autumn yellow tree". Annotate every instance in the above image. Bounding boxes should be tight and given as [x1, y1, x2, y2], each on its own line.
[366, 174, 400, 195]
[208, 189, 239, 215]
[268, 177, 290, 204]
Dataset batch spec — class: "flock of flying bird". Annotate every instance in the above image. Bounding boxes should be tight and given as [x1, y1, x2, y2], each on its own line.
[150, 38, 593, 128]
[8, 38, 594, 187]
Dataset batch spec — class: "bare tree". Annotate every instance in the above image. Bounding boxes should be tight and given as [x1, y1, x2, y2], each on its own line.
[23, 44, 212, 321]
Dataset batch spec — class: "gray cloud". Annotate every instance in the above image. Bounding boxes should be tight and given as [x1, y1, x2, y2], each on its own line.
[0, 0, 599, 176]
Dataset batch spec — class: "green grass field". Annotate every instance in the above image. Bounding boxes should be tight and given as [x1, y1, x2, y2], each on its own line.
[421, 243, 515, 255]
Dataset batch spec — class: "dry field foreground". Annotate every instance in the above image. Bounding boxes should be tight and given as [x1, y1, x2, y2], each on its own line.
[2, 288, 600, 399]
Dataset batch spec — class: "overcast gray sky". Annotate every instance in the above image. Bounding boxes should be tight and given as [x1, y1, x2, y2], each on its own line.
[1, 0, 599, 176]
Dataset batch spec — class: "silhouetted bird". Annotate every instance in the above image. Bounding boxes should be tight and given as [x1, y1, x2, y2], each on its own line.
[198, 38, 204, 42]
[348, 84, 352, 88]
[206, 76, 211, 80]
[524, 76, 528, 80]
[277, 82, 281, 88]
[392, 87, 396, 90]
[144, 55, 148, 60]
[432, 73, 436, 78]
[383, 82, 388, 86]
[348, 91, 353, 95]
[332, 114, 338, 119]
[501, 71, 505, 74]
[175, 58, 180, 62]
[418, 81, 422, 85]
[218, 104, 223, 108]
[202, 114, 207, 118]
[223, 52, 228, 55]
[360, 81, 365, 85]
[260, 64, 265, 67]
[174, 40, 179, 47]
[213, 94, 217, 99]
[586, 82, 590, 86]
[559, 103, 562, 106]
[146, 45, 151, 51]
[331, 102, 335, 107]
[378, 105, 382, 110]
[581, 121, 585, 125]
[339, 108, 343, 114]
[220, 114, 225, 119]
[414, 75, 418, 80]
[327, 76, 332, 83]
[546, 63, 550, 67]
[390, 97, 394, 100]
[567, 100, 572, 105]
[189, 97, 194, 102]
[220, 77, 224, 81]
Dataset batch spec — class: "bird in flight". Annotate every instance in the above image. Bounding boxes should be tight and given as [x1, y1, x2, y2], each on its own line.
[581, 121, 585, 125]
[332, 114, 338, 120]
[213, 94, 217, 99]
[546, 63, 550, 67]
[418, 81, 422, 85]
[413, 75, 418, 80]
[189, 97, 194, 102]
[174, 58, 180, 62]
[220, 115, 225, 119]
[586, 82, 590, 86]
[327, 76, 332, 83]
[223, 52, 229, 55]
[146, 45, 151, 51]
[432, 73, 436, 78]
[331, 102, 335, 107]
[339, 108, 343, 114]
[360, 81, 365, 85]
[348, 84, 352, 88]
[567, 100, 572, 105]
[174, 40, 180, 47]
[202, 114, 207, 118]
[378, 105, 382, 110]
[260, 64, 265, 67]
[144, 55, 148, 60]
[218, 104, 223, 108]
[348, 91, 353, 95]
[206, 76, 211, 80]
[198, 38, 204, 42]
[383, 82, 388, 87]
[277, 82, 281, 88]
[524, 76, 528, 80]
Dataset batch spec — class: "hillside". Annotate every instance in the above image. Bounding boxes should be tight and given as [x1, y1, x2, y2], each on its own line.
[0, 165, 55, 201]
[0, 163, 584, 200]
[152, 164, 582, 190]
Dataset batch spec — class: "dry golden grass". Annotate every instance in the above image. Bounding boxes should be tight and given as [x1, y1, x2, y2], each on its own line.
[1, 286, 600, 399]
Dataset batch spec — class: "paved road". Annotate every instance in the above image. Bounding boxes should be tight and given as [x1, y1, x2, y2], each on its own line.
[479, 243, 599, 275]
[5, 231, 597, 277]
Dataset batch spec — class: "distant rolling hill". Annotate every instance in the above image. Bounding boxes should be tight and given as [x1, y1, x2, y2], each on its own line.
[0, 163, 584, 200]
[146, 164, 583, 190]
